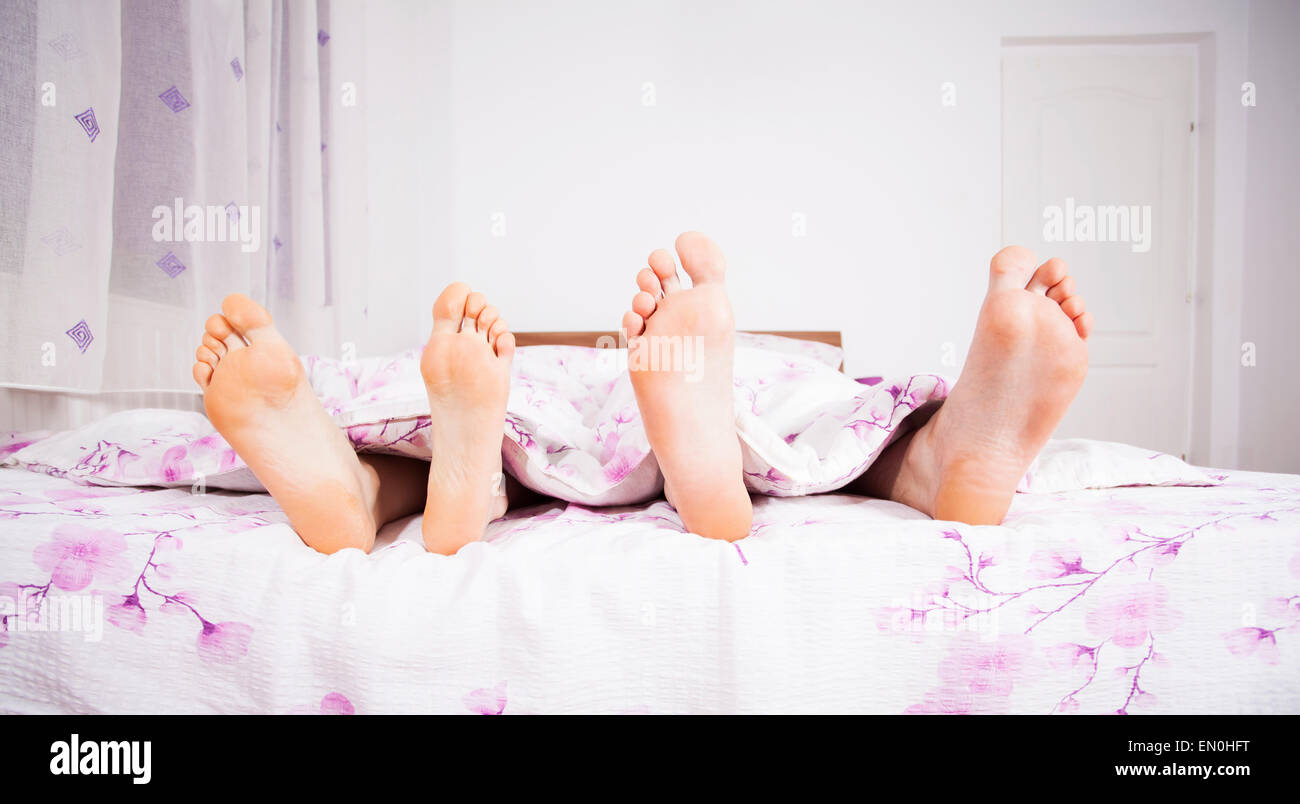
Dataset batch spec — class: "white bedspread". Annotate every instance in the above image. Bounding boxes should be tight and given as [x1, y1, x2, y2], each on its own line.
[1, 460, 1297, 714]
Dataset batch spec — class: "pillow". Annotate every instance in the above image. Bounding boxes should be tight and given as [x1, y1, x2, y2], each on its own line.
[2, 410, 263, 492]
[1017, 438, 1219, 493]
[734, 332, 843, 369]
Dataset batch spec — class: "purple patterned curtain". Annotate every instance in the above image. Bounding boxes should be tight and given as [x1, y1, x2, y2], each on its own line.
[0, 0, 364, 395]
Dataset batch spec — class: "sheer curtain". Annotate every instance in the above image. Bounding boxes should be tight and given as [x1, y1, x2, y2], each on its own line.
[0, 0, 370, 398]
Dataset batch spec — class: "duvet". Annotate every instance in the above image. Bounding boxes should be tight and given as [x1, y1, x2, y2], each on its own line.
[0, 338, 1297, 714]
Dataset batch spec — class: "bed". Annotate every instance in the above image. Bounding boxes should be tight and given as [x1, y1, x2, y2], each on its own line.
[1, 332, 1297, 714]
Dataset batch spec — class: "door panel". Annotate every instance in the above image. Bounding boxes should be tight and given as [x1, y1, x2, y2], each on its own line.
[1002, 44, 1197, 456]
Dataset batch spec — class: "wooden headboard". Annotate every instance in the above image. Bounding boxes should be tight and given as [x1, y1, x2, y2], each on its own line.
[513, 331, 841, 349]
[514, 331, 844, 370]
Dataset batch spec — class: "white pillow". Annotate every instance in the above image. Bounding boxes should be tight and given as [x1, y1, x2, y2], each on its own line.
[1017, 438, 1218, 493]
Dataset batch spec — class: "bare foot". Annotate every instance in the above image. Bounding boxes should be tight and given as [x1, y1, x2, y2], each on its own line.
[622, 232, 753, 541]
[192, 294, 380, 553]
[856, 246, 1091, 525]
[419, 283, 516, 555]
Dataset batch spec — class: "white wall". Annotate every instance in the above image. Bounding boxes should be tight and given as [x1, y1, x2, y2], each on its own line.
[365, 0, 1264, 467]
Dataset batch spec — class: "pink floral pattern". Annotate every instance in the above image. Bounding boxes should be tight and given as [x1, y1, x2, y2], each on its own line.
[1224, 627, 1282, 665]
[907, 634, 1036, 714]
[0, 343, 1294, 714]
[0, 464, 1296, 713]
[1085, 582, 1182, 649]
[1223, 594, 1298, 666]
[31, 524, 130, 591]
[4, 341, 951, 508]
[3, 500, 257, 667]
[196, 621, 253, 664]
[5, 342, 1217, 515]
[875, 486, 1300, 714]
[288, 692, 355, 715]
[464, 681, 508, 715]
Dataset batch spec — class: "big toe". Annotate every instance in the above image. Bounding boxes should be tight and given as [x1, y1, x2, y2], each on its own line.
[988, 245, 1038, 291]
[674, 231, 726, 285]
[432, 282, 472, 332]
[221, 293, 275, 337]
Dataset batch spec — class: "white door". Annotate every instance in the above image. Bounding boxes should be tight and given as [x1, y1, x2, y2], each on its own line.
[1002, 44, 1197, 457]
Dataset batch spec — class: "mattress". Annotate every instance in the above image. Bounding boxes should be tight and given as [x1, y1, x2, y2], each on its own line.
[1, 459, 1297, 714]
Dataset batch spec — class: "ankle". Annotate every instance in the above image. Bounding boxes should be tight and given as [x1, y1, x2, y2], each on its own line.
[871, 417, 941, 517]
[902, 421, 943, 515]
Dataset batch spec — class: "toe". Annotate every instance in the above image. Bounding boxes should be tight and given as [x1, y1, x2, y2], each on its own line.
[648, 248, 681, 294]
[487, 317, 508, 344]
[476, 305, 500, 339]
[1028, 257, 1069, 294]
[494, 331, 516, 361]
[1074, 311, 1095, 339]
[205, 313, 233, 340]
[464, 291, 487, 320]
[674, 231, 726, 285]
[1059, 295, 1086, 319]
[206, 313, 245, 352]
[988, 245, 1038, 291]
[196, 345, 219, 371]
[632, 291, 657, 319]
[192, 361, 213, 389]
[433, 282, 472, 333]
[637, 267, 664, 298]
[622, 310, 645, 338]
[1047, 275, 1075, 304]
[202, 333, 226, 357]
[222, 293, 274, 338]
